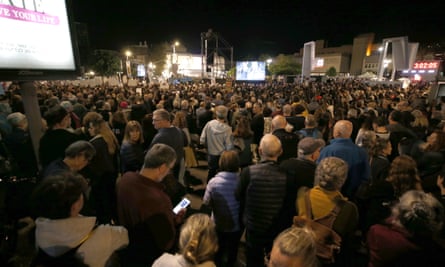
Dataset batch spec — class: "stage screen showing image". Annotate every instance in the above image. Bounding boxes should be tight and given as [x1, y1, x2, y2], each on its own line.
[236, 61, 266, 81]
[0, 0, 79, 80]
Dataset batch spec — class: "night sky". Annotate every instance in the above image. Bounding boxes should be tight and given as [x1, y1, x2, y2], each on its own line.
[72, 0, 445, 59]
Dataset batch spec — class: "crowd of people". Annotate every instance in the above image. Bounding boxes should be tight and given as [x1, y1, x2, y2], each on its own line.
[1, 77, 445, 267]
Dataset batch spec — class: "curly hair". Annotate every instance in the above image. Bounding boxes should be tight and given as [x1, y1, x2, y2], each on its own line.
[425, 130, 445, 152]
[386, 155, 422, 197]
[392, 190, 444, 235]
[314, 157, 348, 191]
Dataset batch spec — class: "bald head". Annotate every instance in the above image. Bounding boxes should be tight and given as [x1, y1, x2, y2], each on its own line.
[259, 134, 282, 160]
[333, 120, 353, 138]
[272, 115, 287, 131]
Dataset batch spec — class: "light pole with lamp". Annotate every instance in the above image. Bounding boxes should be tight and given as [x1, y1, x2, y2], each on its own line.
[266, 58, 272, 80]
[125, 50, 132, 79]
[171, 41, 179, 77]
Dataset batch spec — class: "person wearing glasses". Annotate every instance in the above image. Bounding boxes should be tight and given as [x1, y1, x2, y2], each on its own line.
[151, 109, 187, 184]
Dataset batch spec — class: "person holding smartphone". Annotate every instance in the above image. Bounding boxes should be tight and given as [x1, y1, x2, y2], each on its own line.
[116, 144, 186, 267]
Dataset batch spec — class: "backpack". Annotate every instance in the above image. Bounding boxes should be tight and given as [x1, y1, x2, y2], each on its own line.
[293, 189, 345, 264]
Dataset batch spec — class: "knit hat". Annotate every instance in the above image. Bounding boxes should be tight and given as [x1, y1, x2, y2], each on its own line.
[298, 137, 325, 156]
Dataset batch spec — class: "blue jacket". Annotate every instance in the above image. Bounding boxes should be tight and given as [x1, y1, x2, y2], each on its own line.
[317, 138, 370, 198]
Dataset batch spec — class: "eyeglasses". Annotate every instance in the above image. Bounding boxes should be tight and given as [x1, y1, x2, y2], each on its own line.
[152, 118, 164, 122]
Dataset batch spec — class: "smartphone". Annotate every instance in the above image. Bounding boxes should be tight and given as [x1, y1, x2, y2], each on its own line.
[173, 197, 191, 214]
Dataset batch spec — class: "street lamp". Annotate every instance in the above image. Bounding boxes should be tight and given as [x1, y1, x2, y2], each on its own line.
[125, 50, 132, 78]
[266, 58, 273, 78]
[171, 41, 180, 76]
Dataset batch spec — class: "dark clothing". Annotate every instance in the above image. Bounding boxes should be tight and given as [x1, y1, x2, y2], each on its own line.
[39, 129, 81, 169]
[286, 115, 305, 132]
[4, 127, 38, 178]
[365, 180, 396, 230]
[236, 161, 295, 267]
[85, 136, 118, 224]
[347, 117, 361, 142]
[120, 141, 145, 173]
[150, 126, 186, 179]
[280, 158, 316, 189]
[272, 129, 300, 163]
[250, 113, 264, 145]
[387, 123, 417, 162]
[111, 121, 127, 146]
[42, 159, 70, 178]
[116, 172, 176, 267]
[215, 230, 242, 267]
[196, 109, 213, 135]
[368, 219, 445, 267]
[370, 155, 390, 184]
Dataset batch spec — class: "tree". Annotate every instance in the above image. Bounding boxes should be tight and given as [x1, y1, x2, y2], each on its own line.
[268, 54, 301, 75]
[90, 49, 121, 77]
[326, 67, 337, 77]
[227, 66, 236, 79]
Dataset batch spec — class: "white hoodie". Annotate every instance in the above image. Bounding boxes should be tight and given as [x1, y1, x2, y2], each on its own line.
[35, 216, 128, 267]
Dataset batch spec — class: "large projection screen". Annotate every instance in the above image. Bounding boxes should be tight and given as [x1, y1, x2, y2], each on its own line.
[0, 0, 80, 80]
[236, 61, 266, 81]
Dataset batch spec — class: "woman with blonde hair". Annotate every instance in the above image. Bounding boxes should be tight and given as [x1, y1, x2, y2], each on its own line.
[83, 111, 120, 224]
[120, 120, 145, 173]
[153, 213, 218, 267]
[410, 109, 429, 141]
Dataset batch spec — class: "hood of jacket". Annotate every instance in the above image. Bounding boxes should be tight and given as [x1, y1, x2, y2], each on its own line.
[35, 216, 96, 257]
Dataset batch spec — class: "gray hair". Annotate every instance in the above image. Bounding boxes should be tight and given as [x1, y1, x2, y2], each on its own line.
[392, 190, 444, 235]
[315, 157, 348, 191]
[271, 227, 318, 267]
[259, 134, 282, 159]
[153, 109, 171, 122]
[64, 140, 96, 161]
[215, 105, 228, 119]
[143, 143, 176, 169]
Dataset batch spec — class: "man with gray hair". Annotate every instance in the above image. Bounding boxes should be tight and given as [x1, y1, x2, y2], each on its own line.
[200, 105, 234, 181]
[280, 137, 325, 189]
[43, 140, 96, 178]
[236, 134, 295, 267]
[116, 143, 185, 266]
[151, 108, 186, 183]
[317, 120, 370, 199]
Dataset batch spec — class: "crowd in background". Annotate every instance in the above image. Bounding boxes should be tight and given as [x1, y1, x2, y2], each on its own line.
[1, 77, 445, 266]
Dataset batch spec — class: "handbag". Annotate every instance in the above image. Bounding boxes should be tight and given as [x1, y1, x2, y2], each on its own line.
[293, 189, 344, 264]
[184, 146, 198, 168]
